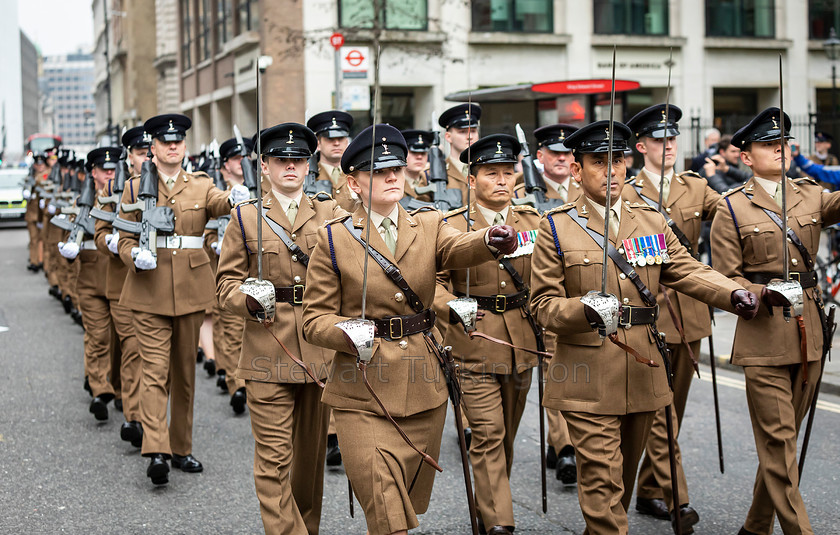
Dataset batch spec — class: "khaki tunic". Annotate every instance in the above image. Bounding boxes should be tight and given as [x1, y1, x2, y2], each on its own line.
[512, 176, 583, 205]
[446, 155, 470, 206]
[317, 161, 358, 213]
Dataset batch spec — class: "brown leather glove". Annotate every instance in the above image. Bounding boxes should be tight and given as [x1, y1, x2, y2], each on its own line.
[487, 224, 517, 255]
[760, 285, 791, 315]
[731, 289, 759, 320]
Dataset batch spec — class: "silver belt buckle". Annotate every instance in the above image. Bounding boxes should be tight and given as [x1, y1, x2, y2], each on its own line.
[166, 235, 181, 249]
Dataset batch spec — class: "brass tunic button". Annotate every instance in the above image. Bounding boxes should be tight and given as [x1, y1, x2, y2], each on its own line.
[173, 216, 177, 221]
[395, 292, 404, 302]
[399, 340, 408, 349]
[792, 258, 798, 266]
[583, 258, 590, 264]
[172, 250, 177, 256]
[194, 203, 199, 209]
[292, 255, 298, 262]
[500, 281, 507, 289]
[170, 199, 175, 204]
[618, 248, 624, 255]
[666, 207, 671, 213]
[622, 297, 629, 304]
[291, 233, 297, 240]
[754, 227, 760, 233]
[261, 247, 265, 252]
[499, 263, 505, 270]
[619, 273, 627, 280]
[812, 217, 818, 223]
[694, 211, 700, 217]
[294, 275, 302, 283]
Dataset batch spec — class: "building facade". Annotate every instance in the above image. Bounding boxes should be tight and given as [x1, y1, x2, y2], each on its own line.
[0, 1, 23, 161]
[20, 31, 40, 145]
[155, 0, 181, 115]
[40, 52, 97, 152]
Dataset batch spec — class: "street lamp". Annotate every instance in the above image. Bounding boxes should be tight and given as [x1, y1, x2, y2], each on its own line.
[824, 27, 840, 122]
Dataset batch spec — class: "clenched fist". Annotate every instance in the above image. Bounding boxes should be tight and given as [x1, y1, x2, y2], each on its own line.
[731, 289, 759, 320]
[486, 224, 517, 255]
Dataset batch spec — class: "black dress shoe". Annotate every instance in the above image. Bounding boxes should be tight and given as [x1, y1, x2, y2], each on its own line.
[72, 309, 83, 326]
[738, 527, 761, 535]
[636, 497, 670, 520]
[27, 263, 37, 272]
[545, 445, 558, 470]
[49, 285, 59, 298]
[671, 504, 699, 534]
[171, 453, 203, 472]
[230, 387, 247, 414]
[326, 434, 342, 466]
[216, 371, 228, 393]
[114, 399, 123, 412]
[555, 445, 577, 485]
[62, 295, 72, 313]
[487, 526, 513, 535]
[89, 396, 110, 421]
[196, 346, 205, 363]
[147, 454, 169, 485]
[203, 359, 216, 377]
[83, 376, 92, 396]
[464, 427, 472, 450]
[120, 421, 143, 448]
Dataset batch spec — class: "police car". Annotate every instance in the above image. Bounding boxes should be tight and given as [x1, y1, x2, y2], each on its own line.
[0, 168, 28, 220]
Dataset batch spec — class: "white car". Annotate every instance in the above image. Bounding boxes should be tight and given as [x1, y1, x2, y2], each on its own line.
[0, 168, 29, 220]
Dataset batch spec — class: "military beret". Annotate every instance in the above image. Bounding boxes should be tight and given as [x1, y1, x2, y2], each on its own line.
[401, 129, 435, 153]
[563, 120, 633, 154]
[87, 146, 122, 170]
[306, 110, 353, 139]
[341, 124, 407, 174]
[254, 123, 317, 159]
[732, 107, 793, 148]
[815, 131, 833, 143]
[122, 126, 151, 150]
[438, 103, 481, 129]
[459, 133, 519, 165]
[143, 113, 192, 142]
[626, 104, 682, 139]
[219, 137, 254, 161]
[534, 124, 578, 152]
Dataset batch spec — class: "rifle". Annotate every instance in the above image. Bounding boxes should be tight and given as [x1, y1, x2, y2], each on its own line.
[90, 143, 129, 223]
[413, 127, 463, 211]
[50, 168, 97, 248]
[208, 140, 226, 191]
[302, 150, 333, 196]
[234, 125, 261, 200]
[511, 123, 564, 213]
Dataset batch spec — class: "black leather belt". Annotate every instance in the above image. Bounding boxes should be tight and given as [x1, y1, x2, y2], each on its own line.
[455, 289, 530, 314]
[620, 305, 659, 327]
[745, 271, 817, 289]
[374, 309, 436, 341]
[274, 285, 305, 305]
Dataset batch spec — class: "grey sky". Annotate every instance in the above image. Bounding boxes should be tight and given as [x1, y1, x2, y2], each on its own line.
[18, 0, 94, 56]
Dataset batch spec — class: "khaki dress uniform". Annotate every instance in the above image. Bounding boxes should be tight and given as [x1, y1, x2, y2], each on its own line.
[711, 175, 840, 535]
[403, 169, 431, 201]
[25, 173, 46, 266]
[434, 202, 541, 529]
[513, 175, 583, 205]
[93, 179, 143, 426]
[531, 195, 743, 534]
[446, 155, 470, 205]
[117, 168, 232, 458]
[302, 203, 497, 535]
[217, 191, 339, 535]
[317, 161, 358, 213]
[622, 168, 721, 511]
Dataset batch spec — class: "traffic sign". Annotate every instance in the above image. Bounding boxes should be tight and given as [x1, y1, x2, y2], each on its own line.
[340, 46, 369, 79]
[330, 32, 344, 50]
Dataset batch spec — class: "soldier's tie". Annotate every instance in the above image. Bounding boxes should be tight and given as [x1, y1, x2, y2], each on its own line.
[661, 174, 670, 203]
[381, 217, 396, 255]
[560, 183, 568, 203]
[494, 212, 504, 225]
[774, 182, 783, 207]
[166, 176, 175, 190]
[462, 163, 470, 178]
[609, 208, 620, 240]
[330, 166, 340, 186]
[286, 200, 298, 227]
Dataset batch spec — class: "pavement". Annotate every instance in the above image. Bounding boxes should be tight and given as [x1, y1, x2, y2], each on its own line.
[1, 226, 839, 534]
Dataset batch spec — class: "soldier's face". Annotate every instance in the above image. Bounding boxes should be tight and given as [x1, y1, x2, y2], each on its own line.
[262, 157, 308, 196]
[470, 163, 515, 209]
[537, 147, 573, 182]
[348, 166, 406, 215]
[572, 152, 625, 205]
[406, 150, 428, 173]
[317, 136, 349, 164]
[151, 139, 186, 166]
[91, 166, 115, 190]
[636, 136, 677, 170]
[446, 127, 478, 154]
[740, 139, 790, 178]
[128, 147, 149, 175]
[33, 162, 45, 173]
[224, 154, 244, 179]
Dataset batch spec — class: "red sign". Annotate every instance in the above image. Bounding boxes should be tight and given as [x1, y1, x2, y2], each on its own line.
[330, 32, 345, 50]
[532, 79, 641, 95]
[344, 49, 365, 67]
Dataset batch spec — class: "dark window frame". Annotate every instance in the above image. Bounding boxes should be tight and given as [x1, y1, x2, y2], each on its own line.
[198, 0, 212, 62]
[216, 0, 232, 50]
[808, 0, 840, 40]
[180, 0, 194, 70]
[592, 0, 669, 36]
[470, 0, 554, 34]
[705, 0, 776, 39]
[238, 0, 260, 33]
[338, 0, 430, 31]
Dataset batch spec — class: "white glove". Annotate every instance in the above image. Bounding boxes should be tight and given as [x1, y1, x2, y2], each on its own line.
[36, 222, 43, 229]
[39, 198, 45, 209]
[58, 241, 80, 260]
[211, 241, 222, 256]
[105, 231, 119, 254]
[23, 190, 31, 200]
[47, 204, 56, 215]
[228, 184, 250, 205]
[133, 248, 157, 270]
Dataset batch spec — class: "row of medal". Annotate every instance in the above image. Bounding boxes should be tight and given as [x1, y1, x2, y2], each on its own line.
[623, 233, 671, 267]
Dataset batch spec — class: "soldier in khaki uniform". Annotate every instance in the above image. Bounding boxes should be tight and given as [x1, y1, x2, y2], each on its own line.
[217, 123, 340, 535]
[400, 129, 432, 201]
[530, 120, 758, 535]
[434, 134, 541, 535]
[439, 103, 481, 204]
[306, 110, 357, 212]
[116, 113, 250, 485]
[710, 108, 840, 535]
[93, 128, 148, 447]
[622, 104, 720, 526]
[24, 154, 48, 272]
[302, 125, 518, 535]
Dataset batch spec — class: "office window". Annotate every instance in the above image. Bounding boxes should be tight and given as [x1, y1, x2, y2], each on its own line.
[340, 0, 428, 30]
[239, 0, 259, 33]
[181, 0, 194, 69]
[593, 0, 668, 35]
[706, 0, 775, 38]
[216, 0, 233, 49]
[198, 0, 212, 62]
[471, 0, 552, 33]
[809, 0, 840, 39]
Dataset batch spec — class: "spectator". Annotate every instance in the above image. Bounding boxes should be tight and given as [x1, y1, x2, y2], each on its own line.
[792, 143, 840, 186]
[810, 131, 839, 166]
[689, 127, 721, 172]
[703, 134, 751, 192]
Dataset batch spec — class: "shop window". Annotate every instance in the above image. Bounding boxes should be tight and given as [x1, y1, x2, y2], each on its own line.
[471, 0, 553, 33]
[706, 0, 775, 38]
[594, 0, 668, 35]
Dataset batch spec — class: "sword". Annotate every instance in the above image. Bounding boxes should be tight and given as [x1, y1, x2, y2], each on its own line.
[658, 47, 673, 214]
[708, 306, 725, 473]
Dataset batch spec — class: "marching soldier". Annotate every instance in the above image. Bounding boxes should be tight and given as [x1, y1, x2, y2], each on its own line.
[217, 122, 339, 534]
[514, 124, 582, 204]
[623, 104, 719, 526]
[116, 113, 250, 485]
[433, 134, 541, 535]
[306, 110, 357, 212]
[710, 108, 840, 535]
[93, 128, 148, 447]
[400, 129, 432, 201]
[439, 103, 481, 203]
[24, 154, 48, 272]
[529, 120, 758, 534]
[302, 125, 518, 535]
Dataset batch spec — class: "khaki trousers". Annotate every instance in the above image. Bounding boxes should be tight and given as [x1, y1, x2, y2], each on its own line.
[27, 221, 40, 265]
[109, 322, 121, 401]
[44, 238, 59, 287]
[564, 410, 655, 535]
[636, 340, 697, 509]
[133, 310, 203, 457]
[77, 289, 114, 399]
[110, 300, 142, 422]
[461, 368, 532, 528]
[742, 363, 819, 535]
[247, 380, 329, 535]
[215, 306, 246, 394]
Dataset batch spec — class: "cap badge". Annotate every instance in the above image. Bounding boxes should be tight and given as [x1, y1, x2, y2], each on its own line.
[559, 130, 565, 140]
[605, 128, 610, 140]
[286, 129, 295, 144]
[331, 117, 338, 127]
[105, 151, 111, 161]
[381, 137, 391, 155]
[495, 142, 504, 154]
[659, 110, 667, 124]
[168, 120, 175, 132]
[771, 116, 779, 130]
[416, 136, 424, 146]
[143, 133, 152, 143]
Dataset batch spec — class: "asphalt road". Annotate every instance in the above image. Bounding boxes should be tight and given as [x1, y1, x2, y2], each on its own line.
[1, 226, 839, 534]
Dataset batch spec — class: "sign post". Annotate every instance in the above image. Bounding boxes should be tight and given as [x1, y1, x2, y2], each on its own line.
[330, 32, 345, 109]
